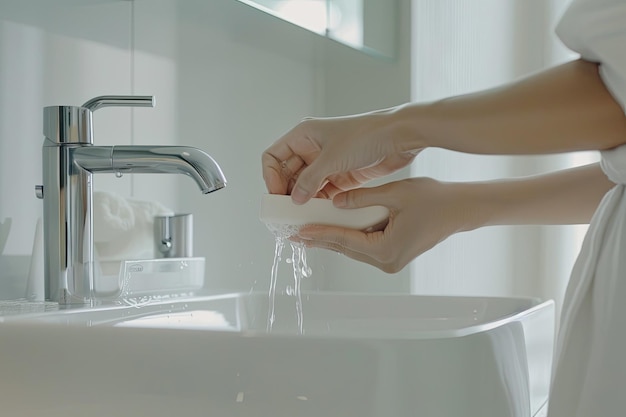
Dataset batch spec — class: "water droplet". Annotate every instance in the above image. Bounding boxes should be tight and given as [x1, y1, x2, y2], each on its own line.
[115, 171, 123, 178]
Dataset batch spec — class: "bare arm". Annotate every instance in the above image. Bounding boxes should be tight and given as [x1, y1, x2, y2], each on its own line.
[265, 60, 626, 204]
[468, 163, 614, 227]
[396, 59, 626, 155]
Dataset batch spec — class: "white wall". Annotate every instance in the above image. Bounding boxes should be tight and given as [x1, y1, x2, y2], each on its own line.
[0, 0, 409, 299]
[409, 0, 594, 318]
[409, 0, 558, 298]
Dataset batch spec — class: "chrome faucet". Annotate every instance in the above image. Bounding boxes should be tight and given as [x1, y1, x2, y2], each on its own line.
[37, 95, 226, 305]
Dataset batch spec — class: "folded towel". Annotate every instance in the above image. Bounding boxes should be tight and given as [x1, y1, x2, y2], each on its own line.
[94, 191, 174, 263]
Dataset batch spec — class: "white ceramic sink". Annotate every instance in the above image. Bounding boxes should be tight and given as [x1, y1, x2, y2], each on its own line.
[0, 292, 554, 417]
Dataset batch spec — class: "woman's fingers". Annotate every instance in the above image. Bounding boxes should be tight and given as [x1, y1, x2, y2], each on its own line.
[296, 225, 407, 273]
[297, 225, 369, 254]
[261, 147, 306, 195]
[301, 239, 382, 270]
[333, 183, 399, 210]
[261, 151, 287, 195]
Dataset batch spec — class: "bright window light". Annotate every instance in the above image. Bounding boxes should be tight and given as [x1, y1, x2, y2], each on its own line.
[274, 0, 328, 34]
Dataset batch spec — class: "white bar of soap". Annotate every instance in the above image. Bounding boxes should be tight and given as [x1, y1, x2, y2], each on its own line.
[259, 194, 389, 230]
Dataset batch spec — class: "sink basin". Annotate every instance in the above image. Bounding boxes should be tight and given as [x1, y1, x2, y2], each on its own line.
[0, 292, 554, 417]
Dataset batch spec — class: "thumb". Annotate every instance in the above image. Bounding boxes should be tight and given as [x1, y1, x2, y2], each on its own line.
[291, 157, 333, 205]
[333, 184, 393, 210]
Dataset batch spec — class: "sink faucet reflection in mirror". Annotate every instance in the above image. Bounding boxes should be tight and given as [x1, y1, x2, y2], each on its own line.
[36, 95, 227, 305]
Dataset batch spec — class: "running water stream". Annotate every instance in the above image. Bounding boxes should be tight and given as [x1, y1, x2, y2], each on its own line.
[265, 224, 312, 334]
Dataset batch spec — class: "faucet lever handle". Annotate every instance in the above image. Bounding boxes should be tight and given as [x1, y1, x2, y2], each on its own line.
[43, 96, 155, 145]
[82, 95, 155, 112]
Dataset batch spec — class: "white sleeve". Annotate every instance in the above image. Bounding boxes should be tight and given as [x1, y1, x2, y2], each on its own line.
[556, 0, 626, 113]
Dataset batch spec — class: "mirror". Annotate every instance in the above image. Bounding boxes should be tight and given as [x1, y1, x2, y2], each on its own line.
[236, 0, 396, 58]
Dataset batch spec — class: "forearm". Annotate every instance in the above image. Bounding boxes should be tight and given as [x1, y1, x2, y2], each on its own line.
[461, 163, 614, 229]
[392, 59, 626, 155]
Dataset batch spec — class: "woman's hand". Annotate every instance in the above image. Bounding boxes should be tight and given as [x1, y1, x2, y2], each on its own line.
[295, 178, 483, 273]
[262, 110, 421, 204]
[294, 163, 615, 272]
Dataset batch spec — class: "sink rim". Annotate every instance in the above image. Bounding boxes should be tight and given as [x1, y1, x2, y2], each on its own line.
[0, 291, 554, 341]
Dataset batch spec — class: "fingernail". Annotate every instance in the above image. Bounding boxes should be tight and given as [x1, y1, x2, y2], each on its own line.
[297, 230, 312, 240]
[297, 227, 315, 240]
[291, 186, 309, 205]
[333, 193, 348, 208]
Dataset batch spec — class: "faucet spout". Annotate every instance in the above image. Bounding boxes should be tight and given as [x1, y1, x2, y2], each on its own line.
[73, 145, 227, 193]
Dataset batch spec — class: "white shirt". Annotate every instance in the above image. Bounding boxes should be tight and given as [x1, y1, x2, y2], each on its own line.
[550, 1, 626, 416]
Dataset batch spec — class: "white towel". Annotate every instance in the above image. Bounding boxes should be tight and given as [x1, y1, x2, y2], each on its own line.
[549, 147, 626, 416]
[549, 1, 626, 416]
[93, 191, 174, 263]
